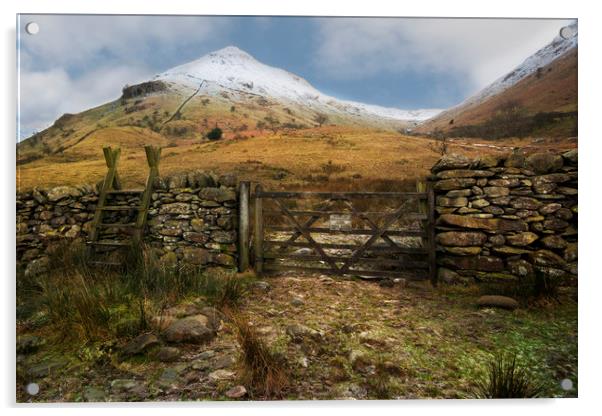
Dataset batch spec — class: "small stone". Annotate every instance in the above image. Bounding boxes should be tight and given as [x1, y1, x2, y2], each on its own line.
[212, 355, 237, 370]
[471, 198, 490, 208]
[434, 178, 477, 191]
[505, 232, 539, 247]
[477, 295, 519, 310]
[286, 324, 321, 342]
[110, 379, 140, 392]
[163, 314, 216, 344]
[121, 333, 160, 357]
[253, 281, 271, 292]
[541, 235, 568, 250]
[484, 186, 510, 197]
[438, 267, 461, 284]
[155, 346, 182, 362]
[562, 149, 578, 165]
[225, 385, 247, 399]
[436, 196, 468, 207]
[539, 203, 562, 215]
[443, 246, 482, 256]
[83, 386, 106, 402]
[16, 335, 45, 354]
[291, 297, 305, 307]
[208, 369, 235, 382]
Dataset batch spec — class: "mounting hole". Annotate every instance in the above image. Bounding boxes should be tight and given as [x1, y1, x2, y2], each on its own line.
[560, 378, 573, 391]
[26, 382, 40, 395]
[25, 22, 39, 35]
[559, 25, 577, 40]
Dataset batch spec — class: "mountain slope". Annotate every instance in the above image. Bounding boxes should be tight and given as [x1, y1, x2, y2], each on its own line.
[416, 23, 577, 136]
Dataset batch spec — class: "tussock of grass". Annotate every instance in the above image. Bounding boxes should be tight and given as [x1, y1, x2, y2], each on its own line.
[474, 352, 544, 398]
[31, 241, 252, 343]
[226, 309, 289, 399]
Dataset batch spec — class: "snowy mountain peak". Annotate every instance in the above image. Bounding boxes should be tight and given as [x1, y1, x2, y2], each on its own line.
[153, 46, 441, 123]
[207, 45, 257, 63]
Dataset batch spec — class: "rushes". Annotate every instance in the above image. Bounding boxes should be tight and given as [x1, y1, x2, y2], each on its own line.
[226, 309, 289, 399]
[475, 352, 543, 398]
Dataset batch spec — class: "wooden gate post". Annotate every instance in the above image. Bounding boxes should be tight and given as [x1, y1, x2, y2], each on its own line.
[254, 184, 264, 275]
[417, 181, 437, 286]
[238, 181, 250, 272]
[427, 182, 437, 286]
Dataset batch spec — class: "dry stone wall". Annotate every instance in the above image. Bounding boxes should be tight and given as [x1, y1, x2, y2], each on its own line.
[16, 171, 239, 277]
[430, 149, 578, 285]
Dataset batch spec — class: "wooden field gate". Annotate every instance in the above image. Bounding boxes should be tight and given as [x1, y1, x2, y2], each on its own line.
[238, 182, 437, 284]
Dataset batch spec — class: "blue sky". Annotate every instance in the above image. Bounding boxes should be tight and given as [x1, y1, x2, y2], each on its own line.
[17, 15, 574, 138]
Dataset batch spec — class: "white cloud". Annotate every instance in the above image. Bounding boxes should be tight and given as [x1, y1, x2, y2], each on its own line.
[17, 15, 229, 138]
[314, 18, 575, 94]
[19, 65, 152, 137]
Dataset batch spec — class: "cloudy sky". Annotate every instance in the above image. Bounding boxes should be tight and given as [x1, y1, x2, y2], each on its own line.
[17, 15, 574, 139]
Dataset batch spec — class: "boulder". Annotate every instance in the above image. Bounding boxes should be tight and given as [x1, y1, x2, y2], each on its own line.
[431, 154, 471, 173]
[436, 231, 487, 247]
[526, 153, 564, 174]
[187, 170, 215, 188]
[163, 314, 216, 344]
[477, 295, 519, 310]
[505, 232, 539, 247]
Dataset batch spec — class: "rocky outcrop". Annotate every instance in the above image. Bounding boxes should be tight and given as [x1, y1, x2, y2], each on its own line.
[432, 150, 577, 285]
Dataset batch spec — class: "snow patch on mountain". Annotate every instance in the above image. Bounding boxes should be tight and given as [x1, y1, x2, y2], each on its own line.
[154, 46, 441, 122]
[459, 22, 578, 108]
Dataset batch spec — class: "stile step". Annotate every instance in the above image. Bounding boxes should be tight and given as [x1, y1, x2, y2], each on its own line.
[106, 189, 145, 195]
[97, 222, 138, 228]
[87, 241, 131, 247]
[98, 205, 145, 211]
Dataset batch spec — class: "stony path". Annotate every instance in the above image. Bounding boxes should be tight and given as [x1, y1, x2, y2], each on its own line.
[17, 273, 578, 401]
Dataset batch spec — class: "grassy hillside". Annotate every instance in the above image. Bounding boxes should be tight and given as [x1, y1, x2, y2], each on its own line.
[16, 122, 577, 192]
[416, 48, 577, 138]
